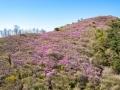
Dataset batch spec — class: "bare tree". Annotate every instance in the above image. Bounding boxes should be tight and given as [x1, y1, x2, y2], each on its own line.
[14, 25, 20, 35]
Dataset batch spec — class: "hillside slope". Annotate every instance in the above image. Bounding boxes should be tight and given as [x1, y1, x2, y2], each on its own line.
[0, 16, 118, 90]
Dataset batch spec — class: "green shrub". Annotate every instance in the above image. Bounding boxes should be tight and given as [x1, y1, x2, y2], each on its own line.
[112, 58, 120, 74]
[91, 19, 120, 73]
[5, 75, 17, 83]
[91, 29, 109, 66]
[54, 28, 60, 31]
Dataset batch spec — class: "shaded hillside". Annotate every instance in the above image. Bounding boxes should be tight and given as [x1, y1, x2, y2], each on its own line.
[0, 16, 119, 90]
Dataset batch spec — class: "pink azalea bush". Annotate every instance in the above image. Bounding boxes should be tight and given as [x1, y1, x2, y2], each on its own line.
[0, 16, 116, 90]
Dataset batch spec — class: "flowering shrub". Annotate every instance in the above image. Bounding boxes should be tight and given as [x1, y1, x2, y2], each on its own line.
[0, 16, 116, 90]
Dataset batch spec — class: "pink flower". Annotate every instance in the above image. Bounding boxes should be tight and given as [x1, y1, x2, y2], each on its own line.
[46, 69, 56, 78]
[59, 56, 70, 66]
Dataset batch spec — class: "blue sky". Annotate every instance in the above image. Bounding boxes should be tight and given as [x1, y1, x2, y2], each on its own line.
[0, 0, 119, 31]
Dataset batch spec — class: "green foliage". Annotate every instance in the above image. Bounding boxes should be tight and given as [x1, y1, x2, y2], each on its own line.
[5, 75, 17, 83]
[91, 29, 109, 66]
[32, 82, 47, 90]
[112, 58, 120, 74]
[91, 19, 120, 73]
